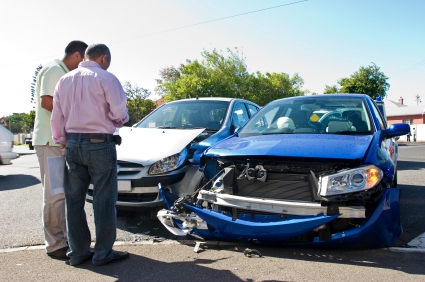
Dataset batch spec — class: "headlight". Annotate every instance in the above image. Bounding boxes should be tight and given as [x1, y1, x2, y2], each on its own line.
[148, 147, 188, 175]
[319, 165, 383, 196]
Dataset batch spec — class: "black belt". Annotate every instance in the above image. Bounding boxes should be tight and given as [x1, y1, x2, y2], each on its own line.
[67, 133, 122, 145]
[66, 133, 120, 144]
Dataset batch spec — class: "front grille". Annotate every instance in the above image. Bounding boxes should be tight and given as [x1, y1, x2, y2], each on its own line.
[237, 173, 311, 201]
[117, 193, 158, 203]
[88, 189, 158, 203]
[117, 161, 143, 177]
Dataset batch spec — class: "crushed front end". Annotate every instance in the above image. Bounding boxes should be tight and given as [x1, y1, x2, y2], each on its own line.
[158, 156, 401, 248]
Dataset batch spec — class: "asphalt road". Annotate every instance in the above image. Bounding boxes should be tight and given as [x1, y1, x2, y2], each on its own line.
[393, 142, 425, 246]
[1, 144, 424, 281]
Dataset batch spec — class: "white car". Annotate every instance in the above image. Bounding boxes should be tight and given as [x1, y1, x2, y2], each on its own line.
[86, 97, 260, 211]
[0, 126, 19, 165]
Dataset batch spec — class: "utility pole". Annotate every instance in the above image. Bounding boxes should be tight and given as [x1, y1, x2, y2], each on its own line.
[415, 94, 422, 105]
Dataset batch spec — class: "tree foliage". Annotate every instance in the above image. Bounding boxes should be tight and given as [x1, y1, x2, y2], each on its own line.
[323, 84, 339, 94]
[30, 64, 43, 107]
[155, 48, 307, 106]
[337, 63, 389, 99]
[122, 82, 156, 126]
[4, 112, 35, 134]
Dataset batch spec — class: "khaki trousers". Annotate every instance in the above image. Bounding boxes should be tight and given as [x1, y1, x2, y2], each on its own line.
[35, 145, 68, 253]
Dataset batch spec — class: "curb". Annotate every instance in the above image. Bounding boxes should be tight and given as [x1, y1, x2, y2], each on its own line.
[0, 239, 246, 254]
[388, 247, 425, 253]
[2, 238, 425, 254]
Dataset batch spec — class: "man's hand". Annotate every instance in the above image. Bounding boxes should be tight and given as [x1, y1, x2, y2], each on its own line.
[60, 144, 66, 157]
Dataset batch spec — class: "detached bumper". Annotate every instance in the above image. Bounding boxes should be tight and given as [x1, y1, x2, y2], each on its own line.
[158, 188, 402, 248]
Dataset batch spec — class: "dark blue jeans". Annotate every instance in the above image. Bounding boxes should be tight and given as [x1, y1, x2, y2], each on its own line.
[64, 139, 118, 266]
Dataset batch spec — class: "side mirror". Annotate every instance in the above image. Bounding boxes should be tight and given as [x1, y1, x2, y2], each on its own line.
[385, 123, 410, 139]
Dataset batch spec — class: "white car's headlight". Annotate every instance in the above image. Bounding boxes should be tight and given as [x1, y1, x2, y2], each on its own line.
[148, 147, 188, 175]
[319, 165, 383, 197]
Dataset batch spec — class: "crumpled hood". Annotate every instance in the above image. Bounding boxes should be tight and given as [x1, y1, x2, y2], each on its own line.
[205, 134, 373, 160]
[117, 127, 205, 165]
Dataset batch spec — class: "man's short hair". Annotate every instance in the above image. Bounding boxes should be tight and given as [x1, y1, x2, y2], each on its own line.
[65, 40, 88, 57]
[85, 44, 111, 60]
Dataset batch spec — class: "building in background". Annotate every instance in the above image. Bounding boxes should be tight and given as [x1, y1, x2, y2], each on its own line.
[385, 97, 424, 141]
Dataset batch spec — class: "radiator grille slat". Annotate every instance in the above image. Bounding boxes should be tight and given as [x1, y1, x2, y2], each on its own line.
[237, 173, 312, 201]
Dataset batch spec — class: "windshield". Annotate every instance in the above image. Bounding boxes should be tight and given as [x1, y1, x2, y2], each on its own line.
[239, 97, 372, 137]
[136, 100, 229, 130]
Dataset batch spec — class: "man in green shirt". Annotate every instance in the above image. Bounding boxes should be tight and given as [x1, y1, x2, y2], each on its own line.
[33, 40, 88, 259]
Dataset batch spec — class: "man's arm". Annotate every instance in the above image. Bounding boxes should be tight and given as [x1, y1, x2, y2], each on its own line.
[40, 64, 65, 112]
[51, 83, 67, 146]
[105, 78, 129, 128]
[41, 95, 53, 112]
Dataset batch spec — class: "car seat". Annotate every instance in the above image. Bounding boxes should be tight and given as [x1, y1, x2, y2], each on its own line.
[189, 111, 204, 127]
[342, 110, 368, 132]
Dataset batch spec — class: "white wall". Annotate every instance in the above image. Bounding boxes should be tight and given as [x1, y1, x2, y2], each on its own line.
[13, 133, 31, 144]
[397, 124, 424, 142]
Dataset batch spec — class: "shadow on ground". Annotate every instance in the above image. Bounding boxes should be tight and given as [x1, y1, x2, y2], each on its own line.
[0, 174, 40, 191]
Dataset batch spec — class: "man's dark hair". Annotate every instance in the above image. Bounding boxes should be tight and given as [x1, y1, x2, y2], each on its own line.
[85, 44, 111, 60]
[64, 40, 88, 57]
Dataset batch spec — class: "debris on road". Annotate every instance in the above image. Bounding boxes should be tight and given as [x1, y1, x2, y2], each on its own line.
[243, 248, 262, 257]
[193, 241, 206, 253]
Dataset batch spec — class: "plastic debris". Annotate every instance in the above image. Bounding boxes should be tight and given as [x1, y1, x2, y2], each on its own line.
[194, 241, 206, 253]
[243, 248, 262, 257]
[152, 237, 165, 243]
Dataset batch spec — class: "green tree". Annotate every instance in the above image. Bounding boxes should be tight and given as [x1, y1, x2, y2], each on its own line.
[337, 63, 389, 99]
[122, 82, 156, 126]
[155, 63, 185, 97]
[30, 64, 43, 107]
[6, 112, 33, 134]
[323, 84, 339, 94]
[156, 48, 306, 105]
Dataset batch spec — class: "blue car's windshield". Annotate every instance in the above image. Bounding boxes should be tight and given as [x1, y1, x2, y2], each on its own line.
[239, 97, 373, 137]
[136, 100, 229, 130]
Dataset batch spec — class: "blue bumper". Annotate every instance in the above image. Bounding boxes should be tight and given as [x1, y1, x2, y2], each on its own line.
[160, 187, 401, 249]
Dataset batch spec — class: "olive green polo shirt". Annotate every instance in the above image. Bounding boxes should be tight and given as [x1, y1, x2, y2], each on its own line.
[33, 59, 69, 146]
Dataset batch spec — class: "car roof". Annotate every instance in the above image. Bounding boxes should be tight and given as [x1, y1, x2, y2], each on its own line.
[292, 94, 369, 100]
[166, 97, 250, 103]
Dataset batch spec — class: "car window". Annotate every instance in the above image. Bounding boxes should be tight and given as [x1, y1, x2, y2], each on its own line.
[246, 104, 259, 117]
[239, 97, 373, 137]
[136, 100, 229, 130]
[232, 103, 250, 128]
[369, 102, 386, 130]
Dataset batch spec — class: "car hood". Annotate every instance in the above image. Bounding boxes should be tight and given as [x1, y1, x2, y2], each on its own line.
[205, 134, 373, 160]
[117, 127, 205, 164]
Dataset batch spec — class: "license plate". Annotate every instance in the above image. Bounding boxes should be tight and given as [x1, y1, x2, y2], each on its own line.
[118, 180, 131, 192]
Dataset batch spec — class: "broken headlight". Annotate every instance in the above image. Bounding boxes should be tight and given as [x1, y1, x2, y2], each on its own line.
[149, 147, 188, 174]
[319, 165, 383, 196]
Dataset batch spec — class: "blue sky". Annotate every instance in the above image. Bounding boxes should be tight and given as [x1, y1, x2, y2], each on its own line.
[1, 0, 424, 116]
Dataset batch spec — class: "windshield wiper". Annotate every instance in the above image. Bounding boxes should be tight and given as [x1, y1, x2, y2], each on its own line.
[157, 126, 179, 129]
[332, 131, 370, 135]
[261, 131, 293, 135]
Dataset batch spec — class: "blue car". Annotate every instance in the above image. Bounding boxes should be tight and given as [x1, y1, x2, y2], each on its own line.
[158, 94, 410, 248]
